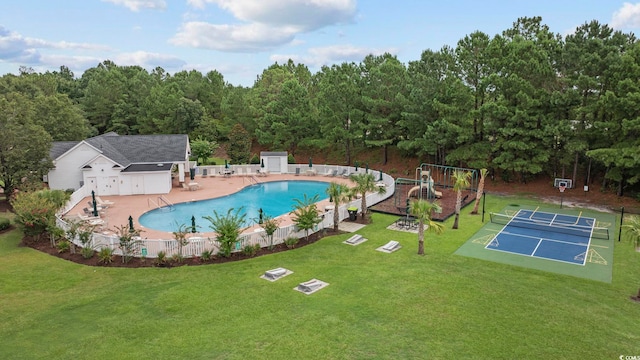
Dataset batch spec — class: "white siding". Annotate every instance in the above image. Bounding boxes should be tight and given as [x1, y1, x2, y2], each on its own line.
[119, 172, 171, 195]
[48, 143, 101, 191]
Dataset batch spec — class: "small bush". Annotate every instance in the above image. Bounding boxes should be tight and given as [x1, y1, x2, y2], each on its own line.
[0, 218, 10, 231]
[155, 251, 167, 266]
[284, 237, 299, 249]
[200, 250, 213, 262]
[81, 246, 94, 259]
[242, 243, 261, 257]
[97, 248, 113, 264]
[56, 240, 70, 253]
[170, 253, 184, 264]
[287, 154, 295, 164]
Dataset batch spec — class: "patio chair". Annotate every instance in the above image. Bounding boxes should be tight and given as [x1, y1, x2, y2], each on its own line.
[324, 169, 337, 177]
[96, 196, 114, 207]
[294, 168, 300, 176]
[339, 169, 349, 177]
[87, 201, 106, 211]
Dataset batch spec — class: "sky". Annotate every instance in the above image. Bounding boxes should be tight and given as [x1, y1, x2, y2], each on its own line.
[1, 0, 639, 86]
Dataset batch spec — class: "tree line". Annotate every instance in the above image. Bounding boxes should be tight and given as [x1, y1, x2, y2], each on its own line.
[1, 16, 639, 196]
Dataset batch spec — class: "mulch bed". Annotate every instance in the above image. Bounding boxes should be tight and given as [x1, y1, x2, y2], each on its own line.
[20, 227, 352, 269]
[371, 184, 476, 221]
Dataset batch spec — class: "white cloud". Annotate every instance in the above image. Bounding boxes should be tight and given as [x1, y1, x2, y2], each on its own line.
[170, 22, 298, 52]
[0, 26, 184, 74]
[114, 51, 186, 68]
[271, 44, 395, 68]
[611, 2, 640, 29]
[176, 0, 357, 52]
[101, 0, 167, 12]
[198, 0, 356, 31]
[0, 26, 111, 64]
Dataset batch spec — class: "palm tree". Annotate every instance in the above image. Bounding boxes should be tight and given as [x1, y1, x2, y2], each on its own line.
[451, 170, 472, 229]
[409, 199, 445, 255]
[623, 215, 640, 252]
[350, 173, 386, 221]
[471, 168, 488, 215]
[291, 194, 321, 242]
[326, 182, 351, 231]
[202, 208, 247, 258]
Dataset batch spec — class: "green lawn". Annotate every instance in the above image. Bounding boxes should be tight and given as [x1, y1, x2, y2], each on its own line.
[1, 194, 639, 359]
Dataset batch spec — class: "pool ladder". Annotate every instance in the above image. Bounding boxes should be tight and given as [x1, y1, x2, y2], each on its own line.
[244, 176, 260, 186]
[148, 195, 175, 210]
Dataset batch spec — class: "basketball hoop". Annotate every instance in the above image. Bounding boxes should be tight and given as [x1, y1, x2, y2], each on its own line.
[559, 185, 566, 193]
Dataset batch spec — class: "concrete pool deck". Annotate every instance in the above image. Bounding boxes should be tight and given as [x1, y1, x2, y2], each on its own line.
[65, 173, 355, 239]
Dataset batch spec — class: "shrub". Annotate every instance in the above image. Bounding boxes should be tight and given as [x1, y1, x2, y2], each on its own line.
[97, 247, 113, 264]
[287, 154, 295, 164]
[200, 250, 213, 262]
[250, 154, 260, 164]
[242, 243, 261, 257]
[170, 253, 184, 264]
[0, 218, 10, 231]
[284, 237, 299, 249]
[56, 240, 70, 253]
[155, 251, 167, 266]
[11, 190, 60, 240]
[81, 246, 95, 259]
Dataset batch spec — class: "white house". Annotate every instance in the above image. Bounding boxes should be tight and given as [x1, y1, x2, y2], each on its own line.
[47, 132, 190, 196]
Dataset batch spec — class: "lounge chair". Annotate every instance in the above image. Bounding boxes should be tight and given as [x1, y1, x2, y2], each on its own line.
[324, 169, 337, 177]
[339, 169, 349, 177]
[96, 196, 114, 207]
[78, 213, 104, 225]
[87, 201, 106, 211]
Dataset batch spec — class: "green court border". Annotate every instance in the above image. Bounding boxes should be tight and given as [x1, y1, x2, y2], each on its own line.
[454, 204, 617, 283]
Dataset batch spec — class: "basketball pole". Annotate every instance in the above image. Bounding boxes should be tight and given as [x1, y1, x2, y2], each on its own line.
[619, 207, 624, 242]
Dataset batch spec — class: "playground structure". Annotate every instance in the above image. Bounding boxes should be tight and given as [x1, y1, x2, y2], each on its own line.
[390, 164, 479, 220]
[407, 170, 442, 199]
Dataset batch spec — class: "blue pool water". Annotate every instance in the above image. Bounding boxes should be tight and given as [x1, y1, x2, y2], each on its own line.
[139, 180, 330, 232]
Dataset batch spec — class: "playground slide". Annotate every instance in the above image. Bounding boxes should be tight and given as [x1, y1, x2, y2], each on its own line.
[407, 183, 442, 199]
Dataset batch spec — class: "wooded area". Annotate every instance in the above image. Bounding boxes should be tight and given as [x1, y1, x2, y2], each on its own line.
[1, 17, 639, 196]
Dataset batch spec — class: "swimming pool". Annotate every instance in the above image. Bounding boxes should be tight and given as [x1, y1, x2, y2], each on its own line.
[139, 180, 330, 232]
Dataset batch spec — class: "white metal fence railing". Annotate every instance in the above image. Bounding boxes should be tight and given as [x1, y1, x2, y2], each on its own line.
[56, 164, 395, 258]
[59, 185, 89, 215]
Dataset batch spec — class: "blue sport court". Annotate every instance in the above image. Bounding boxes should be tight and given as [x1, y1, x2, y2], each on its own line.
[486, 209, 609, 265]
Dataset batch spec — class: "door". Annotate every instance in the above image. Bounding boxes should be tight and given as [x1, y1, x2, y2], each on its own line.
[267, 157, 281, 173]
[131, 175, 145, 195]
[86, 177, 98, 193]
[107, 176, 119, 195]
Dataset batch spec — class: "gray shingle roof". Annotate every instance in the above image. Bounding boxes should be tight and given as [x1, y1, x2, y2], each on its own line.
[50, 141, 78, 159]
[121, 162, 174, 173]
[51, 133, 189, 167]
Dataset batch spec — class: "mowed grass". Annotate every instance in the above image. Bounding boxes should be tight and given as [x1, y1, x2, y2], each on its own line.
[1, 195, 639, 359]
